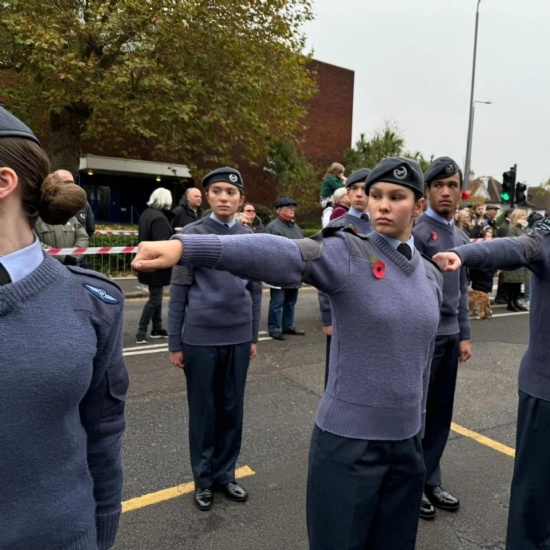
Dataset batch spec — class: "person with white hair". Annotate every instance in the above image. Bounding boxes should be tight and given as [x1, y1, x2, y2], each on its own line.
[136, 187, 174, 343]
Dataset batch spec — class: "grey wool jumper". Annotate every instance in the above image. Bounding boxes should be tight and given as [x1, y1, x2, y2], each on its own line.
[0, 255, 128, 550]
[168, 216, 262, 351]
[173, 230, 443, 440]
[413, 213, 471, 340]
[451, 227, 550, 401]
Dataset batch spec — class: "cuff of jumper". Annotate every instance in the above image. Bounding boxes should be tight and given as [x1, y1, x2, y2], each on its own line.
[168, 334, 183, 351]
[96, 510, 121, 550]
[459, 326, 472, 341]
[173, 234, 223, 268]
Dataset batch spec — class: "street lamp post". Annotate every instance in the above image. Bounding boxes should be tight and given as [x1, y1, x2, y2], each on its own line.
[463, 0, 482, 191]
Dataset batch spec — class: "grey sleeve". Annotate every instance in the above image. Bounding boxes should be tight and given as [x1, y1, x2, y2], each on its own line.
[318, 291, 332, 326]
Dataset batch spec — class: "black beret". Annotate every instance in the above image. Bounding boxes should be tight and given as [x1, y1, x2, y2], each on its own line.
[275, 197, 297, 209]
[0, 106, 40, 145]
[345, 168, 371, 188]
[365, 157, 424, 196]
[201, 167, 244, 189]
[424, 156, 462, 186]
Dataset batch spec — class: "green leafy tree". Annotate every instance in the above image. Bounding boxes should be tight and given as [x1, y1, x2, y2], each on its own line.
[344, 122, 434, 175]
[0, 0, 316, 174]
[265, 139, 320, 210]
[344, 123, 405, 172]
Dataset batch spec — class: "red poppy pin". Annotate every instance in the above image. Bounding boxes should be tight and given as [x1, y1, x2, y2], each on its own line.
[431, 231, 438, 241]
[370, 253, 386, 279]
[347, 224, 358, 234]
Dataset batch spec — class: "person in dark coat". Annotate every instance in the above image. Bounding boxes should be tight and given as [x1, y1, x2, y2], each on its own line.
[172, 187, 203, 230]
[242, 202, 265, 233]
[136, 187, 174, 343]
[469, 226, 497, 293]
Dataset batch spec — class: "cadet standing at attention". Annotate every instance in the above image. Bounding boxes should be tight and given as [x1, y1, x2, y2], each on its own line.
[412, 156, 472, 519]
[167, 167, 262, 511]
[134, 157, 443, 550]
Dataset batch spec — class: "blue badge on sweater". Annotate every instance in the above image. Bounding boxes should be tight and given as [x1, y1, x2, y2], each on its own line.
[83, 284, 119, 304]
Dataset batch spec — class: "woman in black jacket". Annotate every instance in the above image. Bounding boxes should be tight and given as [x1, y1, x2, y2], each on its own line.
[136, 188, 174, 343]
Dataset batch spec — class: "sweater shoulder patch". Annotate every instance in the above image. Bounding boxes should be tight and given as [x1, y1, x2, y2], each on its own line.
[66, 266, 124, 310]
[82, 283, 119, 304]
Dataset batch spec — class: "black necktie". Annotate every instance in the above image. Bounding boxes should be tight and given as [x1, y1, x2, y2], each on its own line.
[361, 214, 370, 222]
[397, 243, 412, 260]
[0, 263, 11, 285]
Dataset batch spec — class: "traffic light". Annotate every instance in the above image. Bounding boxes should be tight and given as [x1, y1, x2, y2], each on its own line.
[501, 166, 516, 203]
[515, 182, 527, 206]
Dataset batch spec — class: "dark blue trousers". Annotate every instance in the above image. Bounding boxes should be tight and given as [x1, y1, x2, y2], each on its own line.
[268, 288, 299, 334]
[183, 342, 251, 489]
[307, 426, 425, 550]
[506, 390, 550, 549]
[422, 333, 460, 488]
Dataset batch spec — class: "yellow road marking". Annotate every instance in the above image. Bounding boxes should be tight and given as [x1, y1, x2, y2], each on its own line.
[122, 465, 255, 513]
[451, 422, 516, 458]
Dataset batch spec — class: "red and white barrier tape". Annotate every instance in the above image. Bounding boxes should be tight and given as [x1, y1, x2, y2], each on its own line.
[94, 230, 138, 236]
[47, 236, 492, 256]
[47, 246, 138, 255]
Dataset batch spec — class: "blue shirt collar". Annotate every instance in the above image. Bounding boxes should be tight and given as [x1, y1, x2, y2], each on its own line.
[377, 233, 416, 258]
[210, 213, 237, 228]
[348, 207, 367, 219]
[426, 207, 455, 226]
[0, 237, 44, 283]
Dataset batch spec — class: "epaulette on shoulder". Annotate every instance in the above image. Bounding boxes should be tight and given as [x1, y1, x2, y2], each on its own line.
[420, 252, 441, 272]
[310, 224, 365, 241]
[67, 266, 123, 307]
[528, 217, 550, 237]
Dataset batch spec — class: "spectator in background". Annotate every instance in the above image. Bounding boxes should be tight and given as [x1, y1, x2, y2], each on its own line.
[469, 226, 497, 294]
[469, 204, 484, 226]
[457, 208, 473, 237]
[235, 212, 253, 228]
[34, 174, 90, 267]
[501, 209, 529, 312]
[172, 187, 203, 231]
[136, 187, 174, 344]
[471, 204, 499, 238]
[329, 186, 351, 220]
[320, 162, 345, 208]
[265, 197, 305, 340]
[242, 202, 265, 232]
[497, 208, 515, 237]
[54, 169, 96, 238]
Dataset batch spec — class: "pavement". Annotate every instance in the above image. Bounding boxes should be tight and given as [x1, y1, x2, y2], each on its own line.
[115, 287, 529, 550]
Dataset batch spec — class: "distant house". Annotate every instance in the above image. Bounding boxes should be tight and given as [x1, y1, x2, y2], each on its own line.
[467, 176, 538, 211]
[527, 186, 550, 212]
[467, 176, 505, 206]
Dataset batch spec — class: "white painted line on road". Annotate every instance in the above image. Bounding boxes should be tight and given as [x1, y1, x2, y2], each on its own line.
[491, 311, 529, 318]
[124, 343, 171, 352]
[123, 337, 273, 357]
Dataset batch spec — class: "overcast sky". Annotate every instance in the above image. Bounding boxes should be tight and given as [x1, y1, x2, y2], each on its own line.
[304, 0, 550, 187]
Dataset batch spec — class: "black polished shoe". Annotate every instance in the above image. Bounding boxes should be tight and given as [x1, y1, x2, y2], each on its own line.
[220, 481, 248, 502]
[419, 492, 436, 520]
[282, 328, 306, 336]
[194, 488, 213, 511]
[507, 304, 520, 312]
[425, 486, 460, 511]
[269, 332, 286, 340]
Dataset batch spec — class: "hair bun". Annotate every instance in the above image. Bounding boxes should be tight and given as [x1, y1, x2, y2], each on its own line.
[39, 173, 87, 225]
